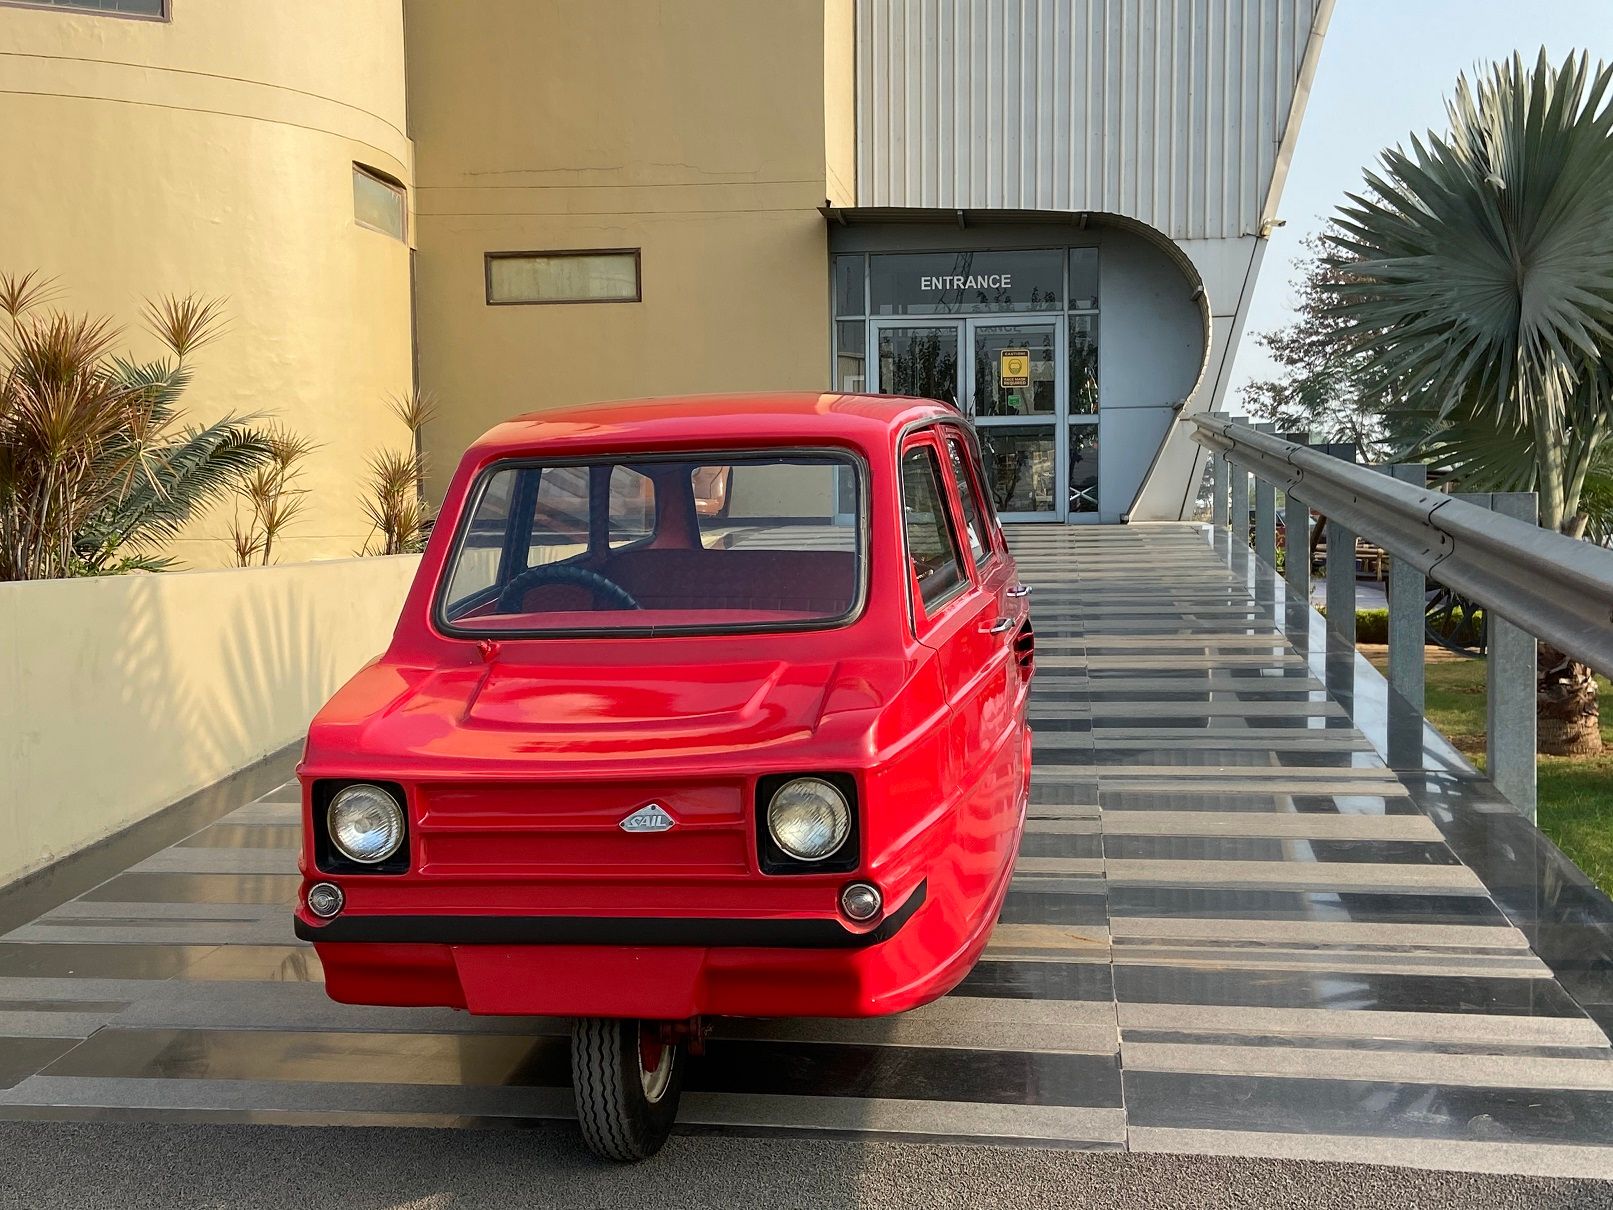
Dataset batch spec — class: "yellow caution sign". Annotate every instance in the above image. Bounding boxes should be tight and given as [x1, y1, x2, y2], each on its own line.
[1000, 348, 1030, 388]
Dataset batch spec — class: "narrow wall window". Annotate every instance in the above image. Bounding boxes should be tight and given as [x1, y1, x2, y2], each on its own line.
[2, 0, 167, 16]
[485, 250, 642, 305]
[353, 165, 406, 241]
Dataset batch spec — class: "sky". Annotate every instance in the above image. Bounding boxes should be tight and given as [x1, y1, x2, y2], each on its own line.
[1224, 0, 1613, 408]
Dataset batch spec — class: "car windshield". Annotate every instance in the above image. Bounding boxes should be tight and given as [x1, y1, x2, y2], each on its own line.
[437, 452, 864, 635]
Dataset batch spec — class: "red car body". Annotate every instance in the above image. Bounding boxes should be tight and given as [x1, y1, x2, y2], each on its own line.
[296, 392, 1033, 1021]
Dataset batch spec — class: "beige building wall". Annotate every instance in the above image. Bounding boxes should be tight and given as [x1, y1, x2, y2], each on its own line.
[0, 0, 417, 565]
[0, 555, 420, 889]
[405, 0, 852, 499]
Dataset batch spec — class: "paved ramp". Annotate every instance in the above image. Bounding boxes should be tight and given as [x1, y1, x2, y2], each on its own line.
[2, 524, 1611, 1176]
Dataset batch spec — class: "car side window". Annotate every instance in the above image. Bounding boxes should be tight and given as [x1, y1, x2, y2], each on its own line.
[901, 444, 968, 615]
[944, 435, 992, 566]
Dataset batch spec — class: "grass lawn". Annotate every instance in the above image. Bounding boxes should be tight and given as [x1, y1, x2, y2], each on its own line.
[1361, 646, 1613, 895]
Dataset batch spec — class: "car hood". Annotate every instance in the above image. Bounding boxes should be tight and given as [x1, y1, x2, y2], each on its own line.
[307, 654, 896, 771]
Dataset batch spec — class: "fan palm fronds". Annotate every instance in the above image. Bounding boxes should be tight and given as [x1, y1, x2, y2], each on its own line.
[1327, 49, 1613, 532]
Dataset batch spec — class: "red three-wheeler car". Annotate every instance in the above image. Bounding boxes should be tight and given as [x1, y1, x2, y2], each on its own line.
[295, 393, 1033, 1158]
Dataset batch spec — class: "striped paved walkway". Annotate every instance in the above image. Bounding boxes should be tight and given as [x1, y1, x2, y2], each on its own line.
[2, 523, 1611, 1176]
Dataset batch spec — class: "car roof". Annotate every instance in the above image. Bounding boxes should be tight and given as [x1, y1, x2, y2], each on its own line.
[466, 392, 962, 460]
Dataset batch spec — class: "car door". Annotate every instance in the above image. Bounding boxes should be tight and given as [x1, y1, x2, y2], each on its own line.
[899, 429, 1021, 909]
[939, 426, 1030, 860]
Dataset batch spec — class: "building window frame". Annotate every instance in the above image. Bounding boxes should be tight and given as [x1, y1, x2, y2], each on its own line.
[0, 0, 169, 19]
[484, 249, 644, 307]
[352, 163, 407, 242]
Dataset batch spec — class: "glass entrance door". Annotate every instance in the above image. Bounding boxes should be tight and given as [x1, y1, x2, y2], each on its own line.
[870, 315, 1073, 522]
[967, 319, 1060, 521]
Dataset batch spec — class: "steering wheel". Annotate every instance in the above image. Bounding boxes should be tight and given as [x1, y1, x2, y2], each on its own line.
[496, 563, 641, 613]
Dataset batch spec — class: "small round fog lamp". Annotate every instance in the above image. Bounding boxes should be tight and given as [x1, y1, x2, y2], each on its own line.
[306, 882, 344, 919]
[840, 882, 882, 923]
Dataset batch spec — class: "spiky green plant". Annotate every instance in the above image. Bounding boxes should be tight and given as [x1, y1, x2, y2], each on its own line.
[359, 389, 436, 556]
[227, 424, 319, 566]
[360, 448, 430, 556]
[1327, 50, 1613, 757]
[0, 273, 273, 579]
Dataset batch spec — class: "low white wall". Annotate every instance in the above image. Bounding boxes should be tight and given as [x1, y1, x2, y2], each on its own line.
[0, 555, 421, 888]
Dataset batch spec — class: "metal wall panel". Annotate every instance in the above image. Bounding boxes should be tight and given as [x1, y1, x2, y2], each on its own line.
[856, 0, 1322, 240]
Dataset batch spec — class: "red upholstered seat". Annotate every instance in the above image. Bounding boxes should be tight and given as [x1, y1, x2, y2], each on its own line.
[514, 549, 855, 617]
[608, 549, 854, 615]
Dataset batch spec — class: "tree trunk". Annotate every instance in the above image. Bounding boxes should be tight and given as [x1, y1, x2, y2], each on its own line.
[1538, 644, 1603, 757]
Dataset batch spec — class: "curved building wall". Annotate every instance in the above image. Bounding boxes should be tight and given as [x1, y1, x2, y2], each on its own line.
[0, 1, 415, 564]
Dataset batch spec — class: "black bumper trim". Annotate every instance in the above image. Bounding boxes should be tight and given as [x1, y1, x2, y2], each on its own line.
[295, 879, 926, 949]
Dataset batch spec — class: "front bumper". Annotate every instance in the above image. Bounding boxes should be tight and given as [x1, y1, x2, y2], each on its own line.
[295, 874, 1006, 1019]
[293, 879, 925, 949]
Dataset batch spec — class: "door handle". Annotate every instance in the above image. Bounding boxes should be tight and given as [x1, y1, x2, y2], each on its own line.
[980, 616, 1015, 635]
[1006, 583, 1033, 598]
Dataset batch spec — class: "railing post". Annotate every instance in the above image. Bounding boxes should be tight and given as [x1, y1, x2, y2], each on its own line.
[1486, 492, 1539, 820]
[1326, 514, 1357, 648]
[1230, 457, 1250, 549]
[1211, 451, 1230, 529]
[1255, 478, 1277, 567]
[1253, 424, 1277, 567]
[1386, 463, 1427, 768]
[1283, 487, 1310, 601]
[1251, 425, 1277, 567]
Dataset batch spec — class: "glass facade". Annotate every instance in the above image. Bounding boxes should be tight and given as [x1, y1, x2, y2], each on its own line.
[835, 241, 1102, 521]
[867, 249, 1064, 315]
[978, 427, 1058, 514]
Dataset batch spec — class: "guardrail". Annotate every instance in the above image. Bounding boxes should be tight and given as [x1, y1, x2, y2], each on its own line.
[1191, 415, 1613, 820]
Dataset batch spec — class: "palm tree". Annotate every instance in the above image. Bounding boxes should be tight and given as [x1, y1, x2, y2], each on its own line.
[0, 275, 274, 579]
[1328, 50, 1613, 757]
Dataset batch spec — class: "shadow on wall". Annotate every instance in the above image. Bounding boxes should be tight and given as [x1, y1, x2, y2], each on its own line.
[0, 556, 420, 887]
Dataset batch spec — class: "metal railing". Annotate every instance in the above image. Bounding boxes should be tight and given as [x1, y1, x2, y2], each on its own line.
[1192, 416, 1613, 821]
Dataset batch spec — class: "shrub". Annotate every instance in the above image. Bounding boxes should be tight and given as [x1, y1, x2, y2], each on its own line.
[0, 273, 274, 579]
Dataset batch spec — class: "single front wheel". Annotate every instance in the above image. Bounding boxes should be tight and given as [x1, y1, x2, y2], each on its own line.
[570, 1017, 684, 1161]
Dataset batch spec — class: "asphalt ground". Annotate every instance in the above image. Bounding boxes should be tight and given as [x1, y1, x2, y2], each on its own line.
[2, 1122, 1612, 1210]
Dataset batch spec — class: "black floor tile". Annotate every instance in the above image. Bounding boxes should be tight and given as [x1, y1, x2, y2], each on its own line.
[953, 959, 1115, 1003]
[0, 943, 216, 980]
[1000, 891, 1109, 927]
[0, 1036, 81, 1090]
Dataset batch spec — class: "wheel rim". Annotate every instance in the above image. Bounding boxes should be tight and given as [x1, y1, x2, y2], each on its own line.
[637, 1022, 674, 1104]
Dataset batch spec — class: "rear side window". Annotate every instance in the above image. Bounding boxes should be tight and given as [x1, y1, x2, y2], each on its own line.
[945, 435, 991, 565]
[901, 445, 967, 614]
[608, 466, 653, 548]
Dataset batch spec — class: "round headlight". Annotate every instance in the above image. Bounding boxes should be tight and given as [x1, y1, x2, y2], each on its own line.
[767, 777, 851, 862]
[328, 784, 405, 864]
